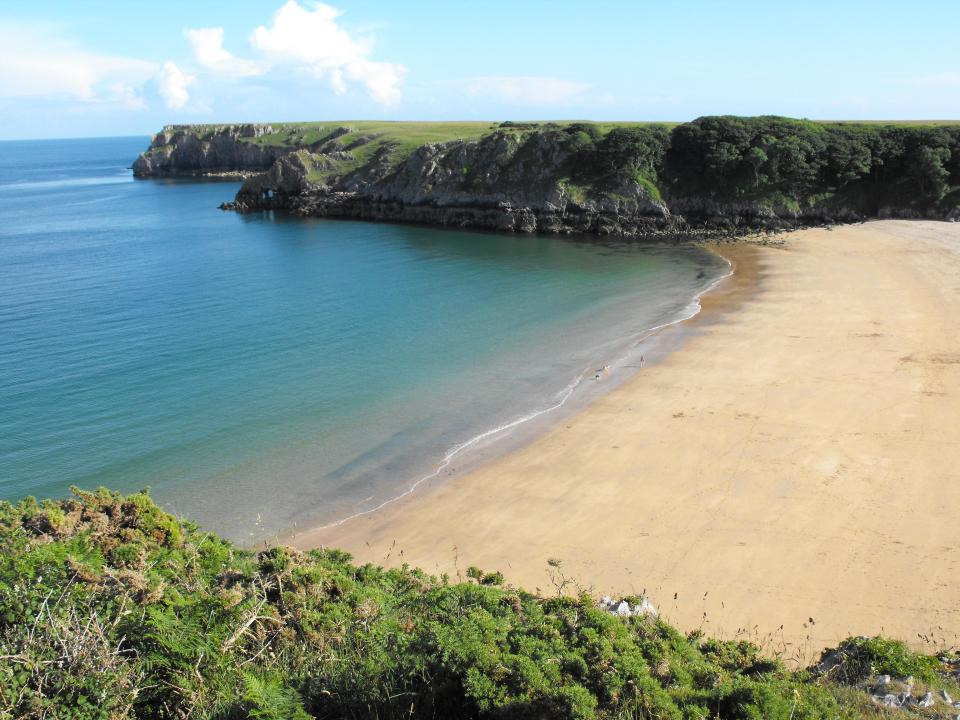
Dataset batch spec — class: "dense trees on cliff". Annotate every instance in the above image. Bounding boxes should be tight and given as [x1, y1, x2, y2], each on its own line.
[556, 117, 960, 216]
[520, 116, 960, 218]
[564, 124, 671, 195]
[660, 117, 960, 214]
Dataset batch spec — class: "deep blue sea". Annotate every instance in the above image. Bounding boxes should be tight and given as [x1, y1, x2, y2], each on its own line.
[0, 137, 727, 540]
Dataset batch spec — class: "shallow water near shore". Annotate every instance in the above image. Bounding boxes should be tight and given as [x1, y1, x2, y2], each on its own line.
[0, 136, 728, 540]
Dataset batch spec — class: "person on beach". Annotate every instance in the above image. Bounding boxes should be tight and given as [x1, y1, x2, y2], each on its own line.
[640, 355, 645, 368]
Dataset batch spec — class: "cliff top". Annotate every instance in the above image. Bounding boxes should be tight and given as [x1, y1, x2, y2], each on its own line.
[154, 119, 675, 162]
[159, 118, 960, 143]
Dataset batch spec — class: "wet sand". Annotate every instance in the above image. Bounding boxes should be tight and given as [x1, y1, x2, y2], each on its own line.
[295, 220, 960, 656]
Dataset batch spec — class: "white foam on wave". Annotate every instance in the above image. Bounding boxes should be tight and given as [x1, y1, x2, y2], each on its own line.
[316, 250, 734, 531]
[64, 194, 125, 207]
[0, 175, 132, 192]
[620, 252, 734, 356]
[317, 367, 589, 529]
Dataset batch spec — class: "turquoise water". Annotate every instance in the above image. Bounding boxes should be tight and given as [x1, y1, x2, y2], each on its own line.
[0, 137, 727, 540]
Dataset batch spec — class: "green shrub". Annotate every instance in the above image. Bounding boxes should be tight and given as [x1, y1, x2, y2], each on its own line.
[821, 636, 942, 684]
[0, 489, 952, 719]
[241, 674, 311, 720]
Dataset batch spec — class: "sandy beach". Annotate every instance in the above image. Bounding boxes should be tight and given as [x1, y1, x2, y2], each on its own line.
[296, 220, 960, 656]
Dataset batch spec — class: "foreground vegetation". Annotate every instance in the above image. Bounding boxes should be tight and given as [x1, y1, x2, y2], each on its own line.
[2, 489, 958, 719]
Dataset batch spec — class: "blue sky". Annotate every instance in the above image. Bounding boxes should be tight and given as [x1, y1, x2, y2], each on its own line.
[1, 0, 958, 139]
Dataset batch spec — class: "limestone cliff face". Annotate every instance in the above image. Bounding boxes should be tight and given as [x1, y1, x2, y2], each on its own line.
[133, 124, 293, 177]
[231, 130, 681, 237]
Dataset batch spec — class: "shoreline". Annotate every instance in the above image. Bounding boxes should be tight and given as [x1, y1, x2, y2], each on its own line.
[284, 239, 759, 538]
[277, 242, 746, 541]
[294, 220, 960, 656]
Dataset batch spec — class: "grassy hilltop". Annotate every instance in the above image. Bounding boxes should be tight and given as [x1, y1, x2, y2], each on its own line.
[160, 120, 673, 149]
[2, 489, 959, 719]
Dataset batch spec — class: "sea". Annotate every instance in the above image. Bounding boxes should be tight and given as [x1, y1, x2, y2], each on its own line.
[0, 136, 729, 541]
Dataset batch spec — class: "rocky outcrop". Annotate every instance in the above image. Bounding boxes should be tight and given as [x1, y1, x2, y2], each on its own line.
[240, 190, 684, 237]
[233, 150, 323, 197]
[597, 595, 658, 618]
[133, 124, 292, 177]
[865, 674, 958, 710]
[227, 130, 686, 238]
[666, 196, 872, 230]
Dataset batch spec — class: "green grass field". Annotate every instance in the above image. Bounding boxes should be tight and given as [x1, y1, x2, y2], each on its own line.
[162, 120, 679, 151]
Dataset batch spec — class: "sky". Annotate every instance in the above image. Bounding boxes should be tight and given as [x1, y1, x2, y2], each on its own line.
[1, 0, 959, 139]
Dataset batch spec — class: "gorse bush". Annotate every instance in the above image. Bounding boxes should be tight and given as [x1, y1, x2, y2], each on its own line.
[0, 489, 956, 719]
[818, 636, 943, 685]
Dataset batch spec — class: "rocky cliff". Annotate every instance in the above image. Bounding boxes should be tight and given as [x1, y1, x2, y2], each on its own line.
[136, 118, 960, 237]
[133, 124, 296, 177]
[228, 128, 686, 237]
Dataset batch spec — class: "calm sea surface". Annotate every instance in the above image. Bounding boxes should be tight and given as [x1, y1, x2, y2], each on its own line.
[0, 137, 727, 540]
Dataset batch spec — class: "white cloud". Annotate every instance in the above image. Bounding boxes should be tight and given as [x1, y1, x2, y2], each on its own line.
[109, 82, 147, 110]
[185, 27, 265, 77]
[250, 1, 406, 105]
[465, 76, 590, 106]
[154, 62, 195, 109]
[0, 22, 154, 104]
[342, 59, 406, 105]
[0, 3, 408, 121]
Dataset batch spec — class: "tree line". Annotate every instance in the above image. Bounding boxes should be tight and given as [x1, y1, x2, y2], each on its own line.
[558, 117, 960, 216]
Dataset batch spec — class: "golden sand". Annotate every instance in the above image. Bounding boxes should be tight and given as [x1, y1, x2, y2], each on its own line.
[295, 220, 960, 656]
